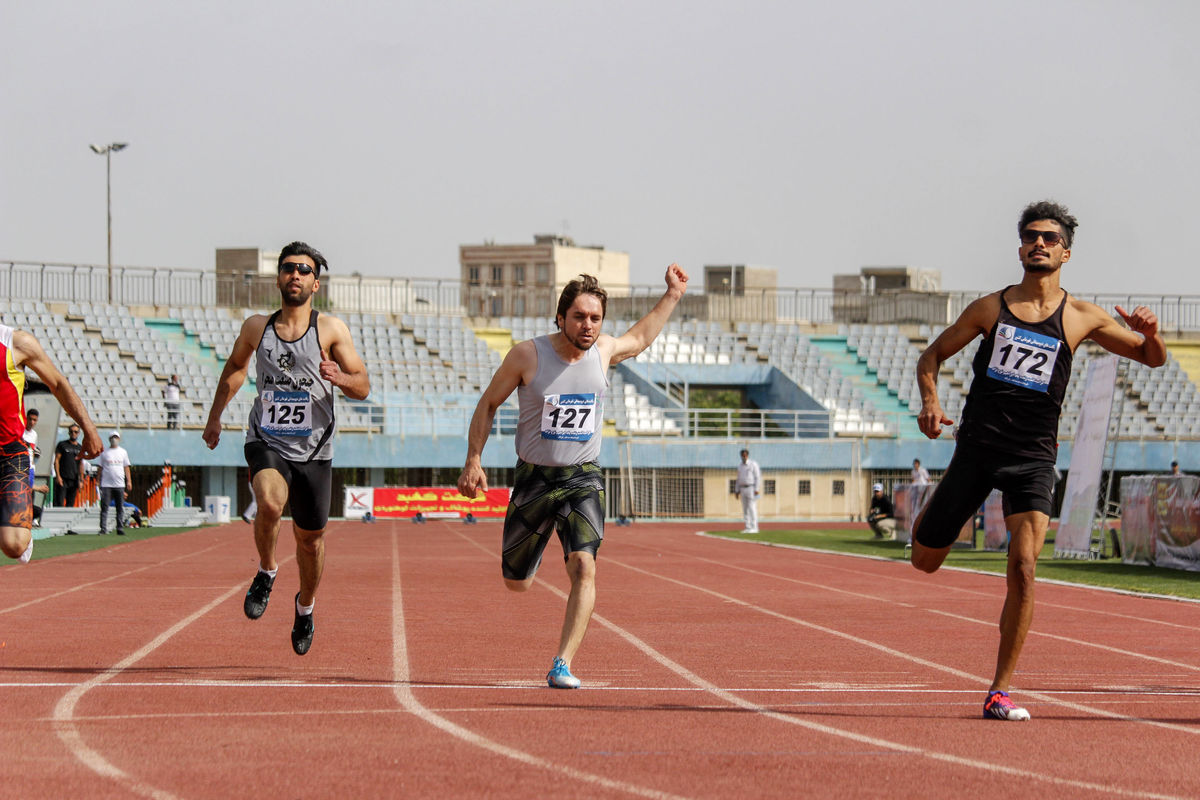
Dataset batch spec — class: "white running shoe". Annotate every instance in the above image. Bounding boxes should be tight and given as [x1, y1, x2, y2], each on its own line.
[18, 537, 33, 564]
[547, 657, 581, 689]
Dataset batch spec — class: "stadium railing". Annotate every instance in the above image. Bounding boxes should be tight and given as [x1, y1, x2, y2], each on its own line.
[6, 260, 1200, 333]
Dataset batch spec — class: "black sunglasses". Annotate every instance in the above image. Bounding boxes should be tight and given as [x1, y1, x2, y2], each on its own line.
[1020, 229, 1065, 246]
[279, 262, 316, 276]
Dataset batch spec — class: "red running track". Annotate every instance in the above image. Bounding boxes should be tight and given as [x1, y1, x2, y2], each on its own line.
[2, 520, 1200, 799]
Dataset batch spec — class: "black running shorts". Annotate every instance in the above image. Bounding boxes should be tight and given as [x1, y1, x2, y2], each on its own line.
[913, 443, 1056, 549]
[245, 441, 332, 531]
[501, 460, 605, 581]
[0, 439, 32, 530]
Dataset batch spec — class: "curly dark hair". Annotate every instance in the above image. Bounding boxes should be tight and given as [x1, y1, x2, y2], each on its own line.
[1018, 201, 1078, 248]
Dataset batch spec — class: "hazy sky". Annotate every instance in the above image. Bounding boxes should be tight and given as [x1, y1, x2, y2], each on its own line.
[3, 1, 1197, 294]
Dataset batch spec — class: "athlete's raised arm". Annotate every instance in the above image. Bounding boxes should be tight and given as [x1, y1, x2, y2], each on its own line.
[603, 263, 689, 366]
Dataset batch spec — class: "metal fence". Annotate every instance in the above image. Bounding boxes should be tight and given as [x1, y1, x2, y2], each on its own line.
[6, 259, 1200, 332]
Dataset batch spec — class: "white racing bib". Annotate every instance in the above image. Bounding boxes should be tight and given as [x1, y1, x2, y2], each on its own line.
[987, 324, 1060, 393]
[540, 393, 598, 441]
[261, 390, 313, 437]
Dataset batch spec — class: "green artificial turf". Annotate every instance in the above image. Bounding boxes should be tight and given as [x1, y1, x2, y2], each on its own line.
[706, 527, 1200, 601]
[27, 526, 203, 560]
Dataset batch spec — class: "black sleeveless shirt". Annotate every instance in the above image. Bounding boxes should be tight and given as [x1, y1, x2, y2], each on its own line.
[957, 287, 1072, 462]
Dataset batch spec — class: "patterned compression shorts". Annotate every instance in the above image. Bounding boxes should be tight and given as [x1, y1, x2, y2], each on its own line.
[501, 460, 605, 581]
[0, 439, 33, 530]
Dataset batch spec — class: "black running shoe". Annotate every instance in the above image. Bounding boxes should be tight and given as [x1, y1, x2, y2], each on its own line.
[244, 571, 275, 620]
[291, 593, 314, 655]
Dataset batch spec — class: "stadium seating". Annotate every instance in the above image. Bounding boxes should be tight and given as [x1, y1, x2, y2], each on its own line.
[5, 296, 1195, 442]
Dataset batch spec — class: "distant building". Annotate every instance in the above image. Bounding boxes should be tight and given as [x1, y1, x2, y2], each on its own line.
[703, 265, 778, 296]
[215, 248, 280, 307]
[459, 235, 630, 319]
[833, 266, 948, 324]
[700, 265, 779, 324]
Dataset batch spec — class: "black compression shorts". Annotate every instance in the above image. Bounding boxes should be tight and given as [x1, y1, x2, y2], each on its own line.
[501, 460, 605, 581]
[913, 443, 1056, 549]
[245, 441, 332, 531]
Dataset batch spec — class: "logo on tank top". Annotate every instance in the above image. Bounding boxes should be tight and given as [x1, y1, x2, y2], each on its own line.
[987, 324, 1060, 393]
[277, 351, 295, 372]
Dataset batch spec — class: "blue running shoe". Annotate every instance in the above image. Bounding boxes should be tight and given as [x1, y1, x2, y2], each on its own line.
[546, 657, 581, 689]
[983, 690, 1030, 721]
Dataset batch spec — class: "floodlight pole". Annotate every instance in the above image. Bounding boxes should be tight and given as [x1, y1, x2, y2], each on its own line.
[89, 142, 129, 303]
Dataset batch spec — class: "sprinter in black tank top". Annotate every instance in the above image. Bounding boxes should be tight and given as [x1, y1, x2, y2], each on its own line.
[909, 201, 1166, 722]
[956, 287, 1073, 463]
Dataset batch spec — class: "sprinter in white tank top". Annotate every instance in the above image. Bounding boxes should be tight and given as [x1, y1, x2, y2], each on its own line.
[458, 264, 689, 689]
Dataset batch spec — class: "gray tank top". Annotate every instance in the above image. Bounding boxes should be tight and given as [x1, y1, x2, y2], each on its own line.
[246, 310, 336, 461]
[515, 335, 607, 466]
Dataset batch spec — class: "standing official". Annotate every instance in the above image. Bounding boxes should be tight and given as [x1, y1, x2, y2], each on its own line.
[735, 449, 761, 533]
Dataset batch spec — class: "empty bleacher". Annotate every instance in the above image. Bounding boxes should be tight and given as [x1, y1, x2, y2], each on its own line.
[738, 322, 896, 436]
[5, 296, 1196, 443]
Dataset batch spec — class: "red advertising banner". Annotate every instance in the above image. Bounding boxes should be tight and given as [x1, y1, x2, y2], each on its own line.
[371, 487, 511, 518]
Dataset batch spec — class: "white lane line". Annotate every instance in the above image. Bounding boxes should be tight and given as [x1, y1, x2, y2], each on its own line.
[451, 531, 1191, 799]
[696, 533, 1200, 621]
[923, 607, 1200, 672]
[52, 583, 243, 800]
[390, 526, 690, 800]
[52, 698, 1197, 726]
[672, 544, 1200, 673]
[16, 681, 1200, 697]
[609, 553, 1200, 740]
[0, 541, 227, 616]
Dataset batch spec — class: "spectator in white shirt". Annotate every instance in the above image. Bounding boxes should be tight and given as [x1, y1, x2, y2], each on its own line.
[911, 458, 931, 486]
[736, 449, 761, 533]
[97, 431, 132, 535]
[163, 375, 182, 430]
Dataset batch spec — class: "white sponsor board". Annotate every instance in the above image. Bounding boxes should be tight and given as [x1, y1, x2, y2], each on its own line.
[343, 486, 374, 520]
[1055, 355, 1118, 557]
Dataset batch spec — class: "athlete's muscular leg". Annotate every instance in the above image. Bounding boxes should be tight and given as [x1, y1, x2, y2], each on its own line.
[556, 551, 596, 667]
[909, 506, 953, 573]
[505, 576, 535, 592]
[991, 510, 1049, 692]
[293, 524, 325, 607]
[251, 469, 289, 571]
[0, 526, 31, 559]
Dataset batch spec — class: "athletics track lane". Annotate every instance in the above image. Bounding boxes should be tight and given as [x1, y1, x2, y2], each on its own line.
[1, 520, 1199, 798]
